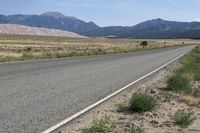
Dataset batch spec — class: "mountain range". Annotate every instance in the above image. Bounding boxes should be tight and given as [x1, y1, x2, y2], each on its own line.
[0, 12, 200, 39]
[83, 18, 200, 39]
[0, 12, 99, 34]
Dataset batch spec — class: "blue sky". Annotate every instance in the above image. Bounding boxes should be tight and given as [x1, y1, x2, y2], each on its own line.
[1, 0, 200, 26]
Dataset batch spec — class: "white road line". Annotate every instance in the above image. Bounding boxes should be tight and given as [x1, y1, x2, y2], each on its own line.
[42, 48, 193, 133]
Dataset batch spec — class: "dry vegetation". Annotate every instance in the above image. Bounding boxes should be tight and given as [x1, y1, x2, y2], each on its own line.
[61, 46, 200, 133]
[0, 34, 199, 62]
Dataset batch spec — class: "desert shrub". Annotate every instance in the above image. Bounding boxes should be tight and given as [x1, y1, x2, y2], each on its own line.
[130, 93, 156, 112]
[116, 103, 128, 113]
[193, 66, 200, 81]
[44, 52, 53, 58]
[22, 52, 35, 59]
[82, 115, 110, 133]
[192, 46, 200, 54]
[192, 88, 200, 98]
[173, 110, 196, 128]
[140, 41, 148, 48]
[180, 46, 200, 81]
[187, 56, 200, 81]
[54, 52, 68, 58]
[130, 126, 144, 133]
[25, 47, 32, 52]
[167, 73, 192, 94]
[0, 55, 18, 62]
[57, 47, 64, 51]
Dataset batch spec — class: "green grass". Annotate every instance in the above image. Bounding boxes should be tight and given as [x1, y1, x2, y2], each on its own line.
[167, 73, 192, 94]
[130, 93, 156, 113]
[82, 115, 110, 133]
[192, 88, 200, 98]
[22, 52, 35, 59]
[130, 126, 144, 133]
[0, 55, 19, 62]
[167, 46, 200, 96]
[173, 110, 196, 128]
[179, 46, 200, 81]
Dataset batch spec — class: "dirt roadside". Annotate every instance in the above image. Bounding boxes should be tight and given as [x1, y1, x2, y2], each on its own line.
[56, 59, 200, 133]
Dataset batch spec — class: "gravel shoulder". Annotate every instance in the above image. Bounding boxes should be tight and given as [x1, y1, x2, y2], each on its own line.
[59, 58, 200, 133]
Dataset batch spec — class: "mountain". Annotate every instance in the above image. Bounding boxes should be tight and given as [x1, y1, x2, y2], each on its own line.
[41, 12, 68, 19]
[0, 12, 99, 34]
[1, 12, 200, 39]
[175, 29, 200, 39]
[0, 24, 87, 38]
[81, 18, 200, 38]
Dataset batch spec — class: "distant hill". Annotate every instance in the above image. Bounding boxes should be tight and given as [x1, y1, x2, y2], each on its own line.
[1, 12, 200, 39]
[81, 19, 200, 39]
[0, 12, 99, 34]
[0, 24, 87, 38]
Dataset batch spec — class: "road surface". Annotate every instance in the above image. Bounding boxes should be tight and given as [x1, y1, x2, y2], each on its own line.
[0, 45, 195, 133]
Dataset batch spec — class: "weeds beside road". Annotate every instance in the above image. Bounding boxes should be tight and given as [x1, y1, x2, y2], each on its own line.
[167, 46, 200, 96]
[0, 46, 162, 62]
[62, 46, 200, 133]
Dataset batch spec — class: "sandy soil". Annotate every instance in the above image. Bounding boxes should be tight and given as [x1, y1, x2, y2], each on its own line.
[58, 59, 200, 133]
[0, 24, 86, 38]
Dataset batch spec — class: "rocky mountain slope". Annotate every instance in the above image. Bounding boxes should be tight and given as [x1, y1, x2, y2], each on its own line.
[1, 12, 200, 39]
[82, 19, 200, 39]
[0, 12, 99, 34]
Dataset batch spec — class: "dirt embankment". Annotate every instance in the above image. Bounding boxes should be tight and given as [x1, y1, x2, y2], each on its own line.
[58, 57, 200, 133]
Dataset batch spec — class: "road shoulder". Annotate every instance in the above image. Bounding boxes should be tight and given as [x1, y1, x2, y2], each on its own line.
[56, 55, 200, 133]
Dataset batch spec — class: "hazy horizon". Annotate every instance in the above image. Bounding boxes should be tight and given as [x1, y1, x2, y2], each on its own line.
[1, 0, 200, 26]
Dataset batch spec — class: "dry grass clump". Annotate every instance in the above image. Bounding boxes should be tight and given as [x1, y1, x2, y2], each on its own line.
[173, 110, 196, 128]
[82, 115, 112, 133]
[167, 46, 200, 98]
[130, 93, 156, 113]
[167, 73, 192, 95]
[182, 95, 200, 106]
[129, 126, 144, 133]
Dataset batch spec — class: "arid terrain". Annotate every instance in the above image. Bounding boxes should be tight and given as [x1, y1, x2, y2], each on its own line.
[0, 34, 199, 62]
[0, 45, 194, 133]
[0, 24, 86, 38]
[1, 1, 200, 133]
[60, 46, 200, 133]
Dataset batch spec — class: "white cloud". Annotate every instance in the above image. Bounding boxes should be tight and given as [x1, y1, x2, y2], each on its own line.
[194, 18, 200, 22]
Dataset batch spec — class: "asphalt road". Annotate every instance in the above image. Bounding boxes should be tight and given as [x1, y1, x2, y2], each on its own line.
[0, 45, 195, 133]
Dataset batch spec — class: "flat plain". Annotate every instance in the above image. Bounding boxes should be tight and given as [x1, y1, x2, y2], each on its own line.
[1, 34, 199, 62]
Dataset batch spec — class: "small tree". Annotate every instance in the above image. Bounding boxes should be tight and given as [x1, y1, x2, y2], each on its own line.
[140, 41, 148, 48]
[164, 42, 166, 47]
